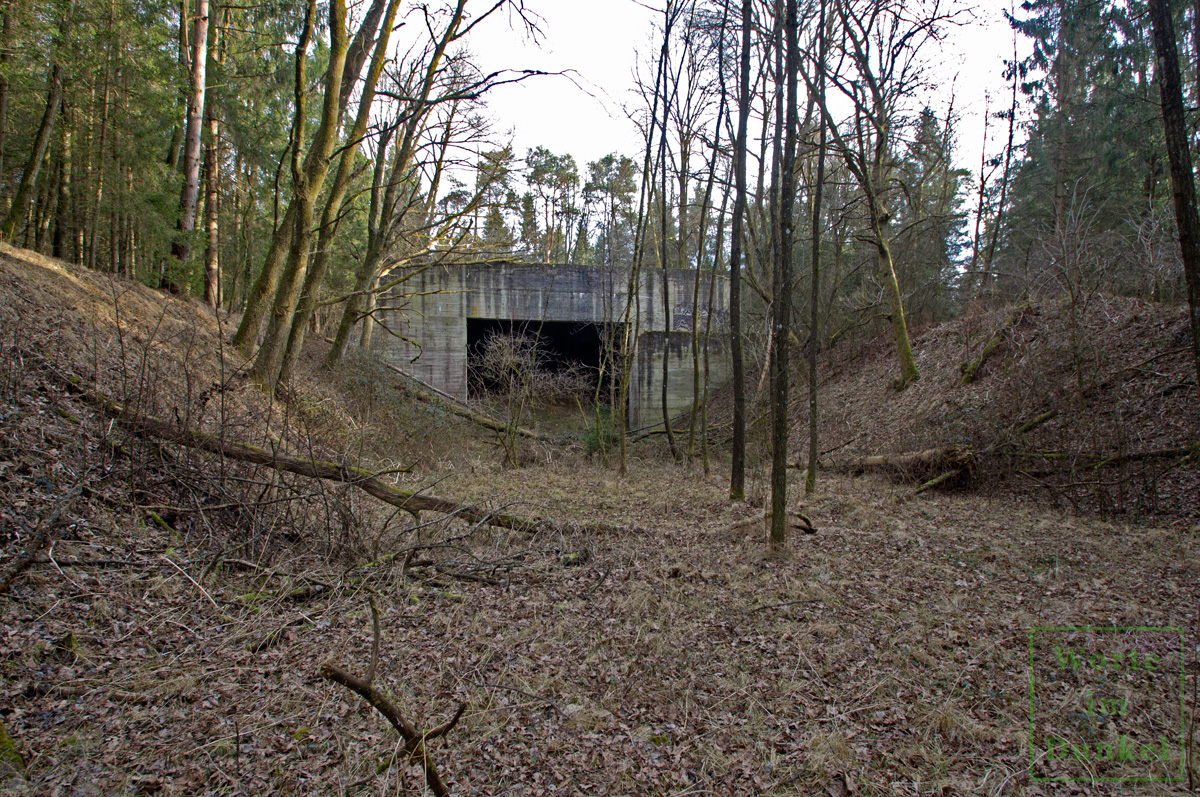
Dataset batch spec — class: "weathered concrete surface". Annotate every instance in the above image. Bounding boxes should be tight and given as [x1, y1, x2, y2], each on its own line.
[376, 262, 730, 429]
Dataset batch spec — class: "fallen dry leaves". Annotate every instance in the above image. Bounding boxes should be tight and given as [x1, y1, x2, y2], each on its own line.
[3, 451, 1197, 795]
[0, 245, 1196, 795]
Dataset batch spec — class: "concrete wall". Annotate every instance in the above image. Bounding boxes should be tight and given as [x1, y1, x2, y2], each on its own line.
[377, 262, 730, 429]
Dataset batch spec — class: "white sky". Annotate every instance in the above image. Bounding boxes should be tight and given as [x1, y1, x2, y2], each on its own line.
[468, 0, 1031, 186]
[468, 0, 660, 170]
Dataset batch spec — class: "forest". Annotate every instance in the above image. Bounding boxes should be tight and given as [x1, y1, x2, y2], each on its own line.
[0, 0, 1198, 793]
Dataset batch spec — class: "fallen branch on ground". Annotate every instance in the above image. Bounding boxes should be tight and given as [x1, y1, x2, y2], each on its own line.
[723, 510, 817, 537]
[35, 356, 591, 536]
[1016, 409, 1058, 436]
[914, 470, 961, 495]
[320, 598, 465, 796]
[1006, 444, 1198, 468]
[0, 484, 84, 596]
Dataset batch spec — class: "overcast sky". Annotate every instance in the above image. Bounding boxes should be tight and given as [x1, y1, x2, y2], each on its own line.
[467, 0, 1029, 181]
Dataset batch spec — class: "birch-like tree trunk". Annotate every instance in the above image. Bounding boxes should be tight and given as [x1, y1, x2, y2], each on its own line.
[202, 106, 220, 307]
[169, 0, 209, 271]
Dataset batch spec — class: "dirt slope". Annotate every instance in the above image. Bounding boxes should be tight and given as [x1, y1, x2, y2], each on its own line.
[0, 246, 1196, 795]
[795, 295, 1199, 523]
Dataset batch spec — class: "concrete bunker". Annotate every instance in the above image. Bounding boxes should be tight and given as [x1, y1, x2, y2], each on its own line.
[377, 262, 731, 429]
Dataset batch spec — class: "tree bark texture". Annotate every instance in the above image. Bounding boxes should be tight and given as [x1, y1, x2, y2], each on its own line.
[170, 0, 209, 269]
[276, 0, 402, 386]
[769, 0, 799, 549]
[248, 0, 348, 387]
[232, 0, 315, 352]
[806, 0, 827, 496]
[203, 106, 220, 307]
[1148, 0, 1200, 384]
[1, 48, 67, 240]
[728, 0, 752, 501]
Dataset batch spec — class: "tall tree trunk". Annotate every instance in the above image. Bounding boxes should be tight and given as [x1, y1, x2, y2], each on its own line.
[0, 10, 10, 217]
[729, 0, 752, 501]
[35, 149, 56, 252]
[981, 34, 1020, 295]
[324, 126, 392, 369]
[806, 0, 827, 496]
[232, 0, 314, 352]
[658, 4, 678, 459]
[52, 110, 73, 260]
[276, 0, 402, 387]
[164, 0, 188, 169]
[358, 280, 377, 350]
[873, 213, 918, 387]
[769, 0, 799, 549]
[687, 88, 725, 462]
[170, 0, 209, 278]
[1149, 0, 1200, 383]
[248, 0, 347, 388]
[618, 8, 672, 475]
[1, 5, 70, 243]
[203, 106, 220, 307]
[238, 0, 406, 356]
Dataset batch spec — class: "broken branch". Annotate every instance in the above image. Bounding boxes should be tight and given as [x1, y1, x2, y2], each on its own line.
[319, 601, 465, 797]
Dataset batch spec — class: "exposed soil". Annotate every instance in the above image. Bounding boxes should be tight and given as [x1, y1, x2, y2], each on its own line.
[0, 245, 1197, 795]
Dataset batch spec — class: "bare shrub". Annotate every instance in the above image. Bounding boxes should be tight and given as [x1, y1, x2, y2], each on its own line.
[471, 331, 590, 467]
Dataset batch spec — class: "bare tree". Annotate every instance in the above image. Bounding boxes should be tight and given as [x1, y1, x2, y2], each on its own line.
[767, 0, 800, 549]
[728, 0, 753, 500]
[808, 0, 955, 389]
[806, 0, 828, 496]
[323, 1, 538, 371]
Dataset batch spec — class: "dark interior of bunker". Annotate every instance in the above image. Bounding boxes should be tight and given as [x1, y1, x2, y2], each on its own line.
[466, 318, 623, 405]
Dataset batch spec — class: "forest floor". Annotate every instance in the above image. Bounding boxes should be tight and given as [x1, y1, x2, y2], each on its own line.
[0, 244, 1197, 795]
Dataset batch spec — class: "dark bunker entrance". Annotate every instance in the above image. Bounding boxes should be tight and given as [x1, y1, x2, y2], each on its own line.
[466, 318, 623, 407]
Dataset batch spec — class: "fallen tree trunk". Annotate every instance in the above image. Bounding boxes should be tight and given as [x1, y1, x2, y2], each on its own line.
[855, 446, 977, 476]
[1086, 444, 1197, 469]
[42, 361, 590, 535]
[723, 510, 817, 537]
[380, 359, 550, 441]
[960, 303, 1032, 385]
[120, 411, 545, 530]
[1006, 444, 1198, 468]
